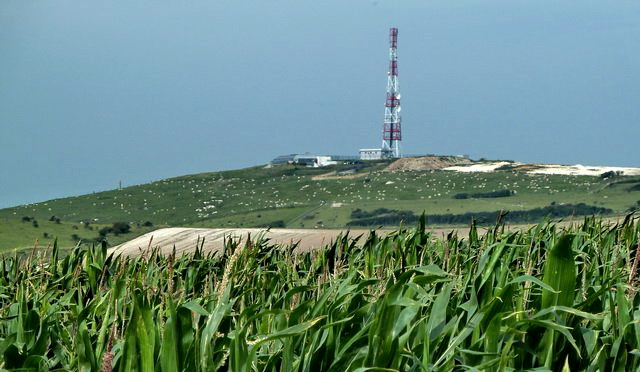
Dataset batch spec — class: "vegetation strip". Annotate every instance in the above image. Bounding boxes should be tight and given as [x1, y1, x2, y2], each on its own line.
[347, 203, 612, 226]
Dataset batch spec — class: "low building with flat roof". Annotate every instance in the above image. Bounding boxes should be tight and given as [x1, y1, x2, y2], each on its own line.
[359, 148, 383, 160]
[270, 153, 338, 167]
[270, 154, 298, 165]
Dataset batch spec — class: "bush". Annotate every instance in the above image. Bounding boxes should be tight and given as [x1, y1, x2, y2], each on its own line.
[454, 189, 515, 199]
[99, 222, 131, 237]
[349, 208, 415, 226]
[112, 222, 131, 235]
[21, 216, 32, 223]
[257, 220, 286, 228]
[32, 220, 39, 228]
[347, 203, 613, 227]
[98, 227, 111, 237]
[142, 221, 153, 227]
[351, 208, 399, 219]
[601, 170, 623, 179]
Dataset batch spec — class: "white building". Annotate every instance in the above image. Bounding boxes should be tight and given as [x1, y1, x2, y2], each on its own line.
[359, 148, 383, 160]
[315, 156, 338, 167]
[293, 155, 337, 168]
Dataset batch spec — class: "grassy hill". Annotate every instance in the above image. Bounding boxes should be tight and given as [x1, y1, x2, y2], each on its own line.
[0, 218, 155, 253]
[1, 159, 639, 251]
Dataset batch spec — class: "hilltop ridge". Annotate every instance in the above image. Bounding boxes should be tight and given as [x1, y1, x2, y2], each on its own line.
[1, 157, 639, 251]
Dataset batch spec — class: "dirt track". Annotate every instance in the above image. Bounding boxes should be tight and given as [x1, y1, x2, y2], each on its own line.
[108, 228, 377, 257]
[108, 217, 624, 258]
[107, 226, 475, 257]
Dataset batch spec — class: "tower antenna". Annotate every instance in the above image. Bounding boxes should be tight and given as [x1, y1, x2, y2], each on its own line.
[381, 27, 402, 158]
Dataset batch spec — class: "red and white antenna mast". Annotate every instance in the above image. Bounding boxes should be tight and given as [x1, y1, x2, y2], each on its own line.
[382, 27, 402, 158]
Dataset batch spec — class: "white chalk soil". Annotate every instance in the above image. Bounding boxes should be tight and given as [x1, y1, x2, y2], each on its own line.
[444, 162, 640, 177]
[109, 218, 624, 258]
[108, 227, 373, 257]
[444, 162, 513, 173]
[528, 164, 640, 176]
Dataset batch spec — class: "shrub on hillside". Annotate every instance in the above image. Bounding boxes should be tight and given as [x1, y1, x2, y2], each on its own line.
[454, 189, 515, 199]
[601, 170, 623, 179]
[112, 222, 131, 235]
[257, 220, 286, 228]
[98, 227, 111, 237]
[99, 222, 131, 237]
[347, 203, 613, 227]
[349, 208, 415, 226]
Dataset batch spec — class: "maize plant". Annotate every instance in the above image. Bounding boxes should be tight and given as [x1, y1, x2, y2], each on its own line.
[1, 215, 640, 371]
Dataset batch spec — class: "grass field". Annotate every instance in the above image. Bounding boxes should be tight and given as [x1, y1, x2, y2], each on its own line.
[0, 218, 156, 252]
[1, 160, 639, 251]
[2, 217, 640, 370]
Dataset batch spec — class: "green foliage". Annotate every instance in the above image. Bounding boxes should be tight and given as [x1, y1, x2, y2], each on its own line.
[1, 217, 640, 369]
[99, 222, 132, 237]
[348, 203, 613, 226]
[600, 170, 623, 179]
[255, 220, 286, 228]
[453, 189, 515, 199]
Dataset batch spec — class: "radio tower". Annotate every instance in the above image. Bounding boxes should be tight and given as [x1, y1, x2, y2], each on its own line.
[381, 27, 402, 158]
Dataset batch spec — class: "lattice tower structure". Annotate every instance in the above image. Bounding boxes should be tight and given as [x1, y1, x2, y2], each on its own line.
[381, 27, 402, 158]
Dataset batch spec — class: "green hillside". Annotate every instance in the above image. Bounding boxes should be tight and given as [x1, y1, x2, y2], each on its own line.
[1, 159, 639, 251]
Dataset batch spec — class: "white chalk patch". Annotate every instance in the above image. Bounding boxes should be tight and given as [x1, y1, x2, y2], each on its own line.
[444, 162, 514, 173]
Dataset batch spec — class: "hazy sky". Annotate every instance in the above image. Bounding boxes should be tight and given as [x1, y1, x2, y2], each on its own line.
[1, 0, 639, 208]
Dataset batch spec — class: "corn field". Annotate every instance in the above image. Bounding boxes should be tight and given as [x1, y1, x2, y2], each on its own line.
[2, 215, 640, 371]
